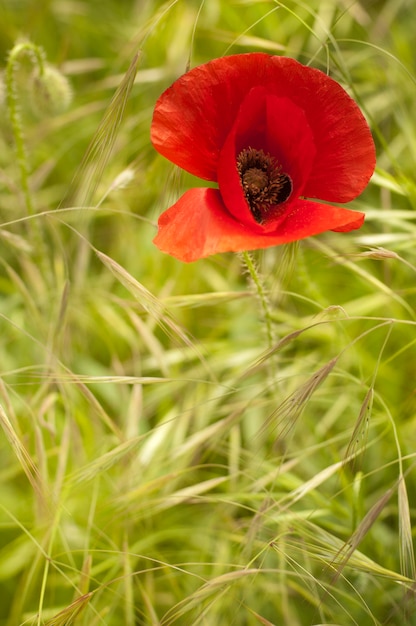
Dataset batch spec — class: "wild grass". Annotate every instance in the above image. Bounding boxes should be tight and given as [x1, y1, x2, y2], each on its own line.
[0, 0, 416, 624]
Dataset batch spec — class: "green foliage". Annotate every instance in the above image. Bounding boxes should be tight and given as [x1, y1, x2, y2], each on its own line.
[0, 0, 416, 624]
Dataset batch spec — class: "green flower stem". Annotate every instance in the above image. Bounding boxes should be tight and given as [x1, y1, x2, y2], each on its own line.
[241, 250, 274, 349]
[5, 42, 54, 291]
[6, 42, 46, 216]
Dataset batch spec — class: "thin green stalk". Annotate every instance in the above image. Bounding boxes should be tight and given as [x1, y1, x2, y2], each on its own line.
[6, 41, 46, 217]
[5, 41, 53, 287]
[241, 250, 274, 348]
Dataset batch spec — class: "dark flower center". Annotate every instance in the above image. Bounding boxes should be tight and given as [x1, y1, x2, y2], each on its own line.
[237, 147, 293, 223]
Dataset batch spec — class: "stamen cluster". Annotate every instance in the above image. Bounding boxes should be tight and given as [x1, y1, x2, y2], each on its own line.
[237, 147, 292, 223]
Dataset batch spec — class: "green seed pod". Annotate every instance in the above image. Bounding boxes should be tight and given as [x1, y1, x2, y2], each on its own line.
[30, 64, 72, 118]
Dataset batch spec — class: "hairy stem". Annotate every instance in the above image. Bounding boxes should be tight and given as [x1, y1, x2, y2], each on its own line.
[241, 250, 274, 349]
[6, 42, 46, 216]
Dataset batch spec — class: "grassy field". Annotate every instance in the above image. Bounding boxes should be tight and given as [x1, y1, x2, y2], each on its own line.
[0, 0, 416, 624]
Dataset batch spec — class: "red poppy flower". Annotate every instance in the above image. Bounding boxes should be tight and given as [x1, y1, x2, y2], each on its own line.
[151, 53, 376, 262]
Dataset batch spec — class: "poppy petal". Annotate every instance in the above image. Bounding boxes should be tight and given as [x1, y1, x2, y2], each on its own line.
[300, 81, 376, 203]
[218, 87, 316, 232]
[153, 188, 365, 262]
[151, 53, 375, 200]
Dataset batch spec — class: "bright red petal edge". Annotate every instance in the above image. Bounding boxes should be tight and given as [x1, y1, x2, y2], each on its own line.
[153, 188, 365, 262]
[151, 53, 376, 202]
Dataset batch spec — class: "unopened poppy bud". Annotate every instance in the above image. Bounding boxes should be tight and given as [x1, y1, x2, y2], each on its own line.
[30, 64, 72, 117]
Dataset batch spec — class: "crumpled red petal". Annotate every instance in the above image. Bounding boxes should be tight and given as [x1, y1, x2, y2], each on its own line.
[153, 188, 365, 262]
[217, 86, 316, 232]
[151, 53, 375, 202]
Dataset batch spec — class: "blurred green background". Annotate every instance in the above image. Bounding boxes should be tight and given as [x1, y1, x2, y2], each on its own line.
[0, 0, 416, 624]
